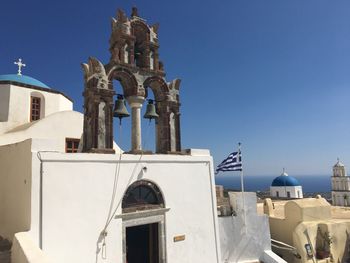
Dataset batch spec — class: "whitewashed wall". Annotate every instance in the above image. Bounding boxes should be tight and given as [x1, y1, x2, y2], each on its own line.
[332, 176, 350, 191]
[0, 84, 72, 134]
[0, 85, 10, 122]
[0, 140, 32, 240]
[218, 192, 285, 263]
[27, 143, 221, 263]
[270, 186, 303, 198]
[332, 191, 350, 206]
[0, 111, 83, 152]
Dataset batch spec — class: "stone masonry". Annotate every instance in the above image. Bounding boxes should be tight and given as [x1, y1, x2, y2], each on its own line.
[82, 7, 181, 154]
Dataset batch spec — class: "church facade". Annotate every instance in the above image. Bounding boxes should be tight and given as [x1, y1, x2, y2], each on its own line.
[331, 159, 350, 206]
[0, 7, 285, 263]
[0, 8, 221, 263]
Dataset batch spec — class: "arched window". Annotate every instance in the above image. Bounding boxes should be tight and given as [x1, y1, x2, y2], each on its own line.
[122, 180, 164, 213]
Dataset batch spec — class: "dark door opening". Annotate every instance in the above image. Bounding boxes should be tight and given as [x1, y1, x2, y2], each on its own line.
[126, 223, 159, 263]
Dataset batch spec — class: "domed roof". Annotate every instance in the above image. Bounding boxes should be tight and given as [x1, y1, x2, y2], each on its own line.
[334, 158, 345, 167]
[271, 170, 301, 187]
[0, 74, 49, 89]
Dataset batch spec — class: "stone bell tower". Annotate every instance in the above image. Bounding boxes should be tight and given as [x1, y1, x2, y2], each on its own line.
[82, 7, 181, 154]
[81, 58, 115, 153]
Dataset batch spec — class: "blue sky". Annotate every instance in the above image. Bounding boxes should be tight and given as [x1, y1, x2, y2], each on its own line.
[1, 0, 350, 176]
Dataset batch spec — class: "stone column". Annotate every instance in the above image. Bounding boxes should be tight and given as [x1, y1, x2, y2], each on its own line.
[127, 96, 144, 152]
[153, 50, 159, 71]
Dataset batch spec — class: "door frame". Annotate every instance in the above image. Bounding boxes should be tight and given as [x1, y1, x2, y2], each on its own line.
[117, 208, 169, 263]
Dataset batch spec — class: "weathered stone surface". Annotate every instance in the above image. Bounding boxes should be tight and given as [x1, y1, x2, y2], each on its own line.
[82, 57, 115, 153]
[82, 7, 182, 154]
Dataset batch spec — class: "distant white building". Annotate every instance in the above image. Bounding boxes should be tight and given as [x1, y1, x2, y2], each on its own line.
[331, 159, 350, 206]
[270, 169, 303, 199]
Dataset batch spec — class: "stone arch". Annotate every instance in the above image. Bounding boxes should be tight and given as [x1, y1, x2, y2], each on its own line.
[143, 76, 169, 102]
[131, 20, 150, 38]
[108, 67, 141, 97]
[122, 179, 165, 213]
[131, 20, 151, 68]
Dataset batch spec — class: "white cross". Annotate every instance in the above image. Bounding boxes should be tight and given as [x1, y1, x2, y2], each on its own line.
[14, 58, 26, 76]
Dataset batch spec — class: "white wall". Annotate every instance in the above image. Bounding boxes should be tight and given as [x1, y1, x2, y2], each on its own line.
[270, 186, 303, 199]
[0, 85, 10, 122]
[27, 145, 221, 263]
[332, 176, 350, 191]
[218, 192, 284, 263]
[0, 84, 73, 134]
[0, 111, 83, 152]
[12, 232, 51, 263]
[0, 140, 32, 240]
[332, 191, 350, 206]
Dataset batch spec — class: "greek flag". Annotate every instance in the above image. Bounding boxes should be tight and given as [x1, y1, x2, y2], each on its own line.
[216, 151, 242, 174]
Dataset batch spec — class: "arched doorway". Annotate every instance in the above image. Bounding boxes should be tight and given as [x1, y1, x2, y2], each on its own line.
[117, 180, 168, 263]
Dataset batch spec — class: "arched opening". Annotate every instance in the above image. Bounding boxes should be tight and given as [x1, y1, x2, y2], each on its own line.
[121, 180, 166, 263]
[132, 21, 150, 68]
[315, 225, 332, 259]
[143, 77, 169, 153]
[344, 195, 348, 206]
[122, 180, 164, 213]
[108, 67, 141, 152]
[141, 88, 157, 152]
[112, 79, 131, 151]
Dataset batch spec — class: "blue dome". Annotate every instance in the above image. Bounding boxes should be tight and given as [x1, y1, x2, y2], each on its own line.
[271, 175, 301, 187]
[0, 74, 49, 89]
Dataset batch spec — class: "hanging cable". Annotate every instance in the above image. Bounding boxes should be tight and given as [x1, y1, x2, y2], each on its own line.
[102, 121, 152, 229]
[96, 115, 153, 262]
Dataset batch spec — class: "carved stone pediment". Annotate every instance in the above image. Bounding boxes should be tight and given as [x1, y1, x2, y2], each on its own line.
[82, 57, 109, 90]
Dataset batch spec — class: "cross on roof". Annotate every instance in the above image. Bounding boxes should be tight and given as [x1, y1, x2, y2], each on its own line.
[14, 58, 26, 76]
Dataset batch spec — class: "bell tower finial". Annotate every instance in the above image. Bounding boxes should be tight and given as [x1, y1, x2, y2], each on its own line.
[131, 6, 139, 17]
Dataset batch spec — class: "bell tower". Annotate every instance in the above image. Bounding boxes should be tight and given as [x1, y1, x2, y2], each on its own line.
[81, 58, 115, 153]
[82, 7, 182, 154]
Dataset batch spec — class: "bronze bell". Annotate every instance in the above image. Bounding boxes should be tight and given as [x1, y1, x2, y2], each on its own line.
[113, 95, 130, 124]
[143, 99, 159, 120]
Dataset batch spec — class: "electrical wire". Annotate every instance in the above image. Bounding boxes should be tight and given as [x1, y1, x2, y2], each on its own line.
[96, 118, 153, 262]
[102, 120, 152, 229]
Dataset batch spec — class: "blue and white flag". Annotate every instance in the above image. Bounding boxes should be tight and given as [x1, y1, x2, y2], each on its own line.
[216, 151, 242, 174]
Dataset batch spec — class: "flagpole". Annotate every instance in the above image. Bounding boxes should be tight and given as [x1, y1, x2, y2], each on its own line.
[238, 142, 247, 234]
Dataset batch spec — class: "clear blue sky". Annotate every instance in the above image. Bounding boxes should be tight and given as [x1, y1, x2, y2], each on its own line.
[1, 0, 349, 176]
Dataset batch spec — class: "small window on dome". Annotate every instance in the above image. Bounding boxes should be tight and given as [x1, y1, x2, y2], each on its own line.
[30, 96, 41, 121]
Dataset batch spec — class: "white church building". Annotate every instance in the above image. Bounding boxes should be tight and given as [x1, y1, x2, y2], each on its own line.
[0, 7, 285, 263]
[0, 73, 85, 150]
[331, 159, 350, 206]
[270, 169, 303, 199]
